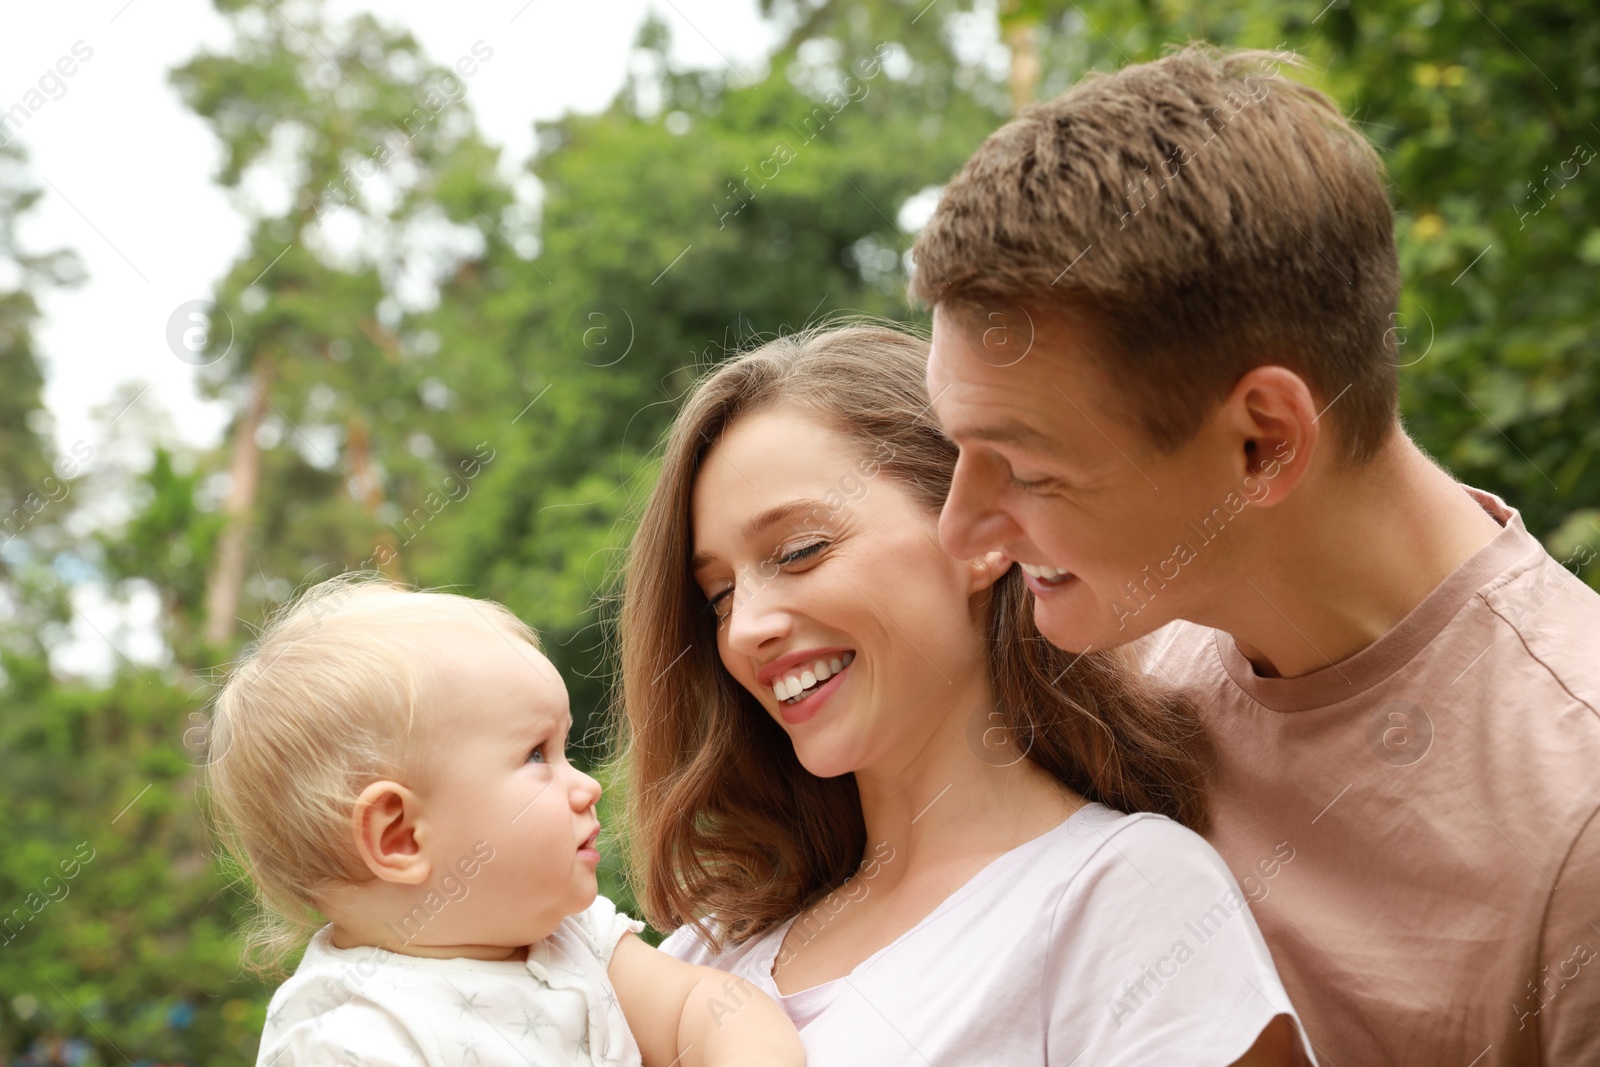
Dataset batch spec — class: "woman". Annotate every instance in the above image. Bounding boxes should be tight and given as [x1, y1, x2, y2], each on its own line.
[614, 324, 1312, 1065]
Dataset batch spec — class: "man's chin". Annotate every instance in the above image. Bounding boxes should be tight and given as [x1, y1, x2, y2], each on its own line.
[1032, 595, 1145, 653]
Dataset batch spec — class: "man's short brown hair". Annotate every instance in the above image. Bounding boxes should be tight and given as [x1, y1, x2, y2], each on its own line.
[911, 44, 1400, 464]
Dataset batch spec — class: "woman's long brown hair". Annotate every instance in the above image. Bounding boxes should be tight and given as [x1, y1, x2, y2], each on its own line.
[613, 323, 1209, 951]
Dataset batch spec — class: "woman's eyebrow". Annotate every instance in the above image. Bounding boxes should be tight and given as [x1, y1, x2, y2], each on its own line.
[690, 498, 831, 572]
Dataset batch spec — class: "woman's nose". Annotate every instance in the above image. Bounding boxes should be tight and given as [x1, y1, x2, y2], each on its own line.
[724, 572, 793, 655]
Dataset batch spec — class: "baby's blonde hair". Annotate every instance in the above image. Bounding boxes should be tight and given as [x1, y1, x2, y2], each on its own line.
[207, 573, 540, 973]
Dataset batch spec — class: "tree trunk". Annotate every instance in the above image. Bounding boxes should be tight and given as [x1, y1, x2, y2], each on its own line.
[1004, 8, 1040, 112]
[346, 414, 402, 579]
[202, 356, 273, 646]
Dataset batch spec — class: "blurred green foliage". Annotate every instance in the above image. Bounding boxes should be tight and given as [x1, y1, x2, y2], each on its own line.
[1, 0, 1594, 1061]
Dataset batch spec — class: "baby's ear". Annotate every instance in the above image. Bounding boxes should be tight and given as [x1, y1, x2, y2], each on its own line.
[351, 780, 431, 885]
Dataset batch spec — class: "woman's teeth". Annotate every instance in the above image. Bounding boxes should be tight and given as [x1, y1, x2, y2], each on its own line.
[774, 651, 855, 704]
[1019, 562, 1073, 584]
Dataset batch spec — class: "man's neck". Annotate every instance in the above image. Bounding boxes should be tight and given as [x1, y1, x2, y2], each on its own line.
[1216, 435, 1505, 680]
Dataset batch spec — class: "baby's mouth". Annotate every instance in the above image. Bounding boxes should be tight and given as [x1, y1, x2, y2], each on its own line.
[773, 651, 855, 706]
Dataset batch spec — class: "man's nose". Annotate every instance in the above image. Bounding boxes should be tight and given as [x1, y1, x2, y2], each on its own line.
[940, 454, 1014, 560]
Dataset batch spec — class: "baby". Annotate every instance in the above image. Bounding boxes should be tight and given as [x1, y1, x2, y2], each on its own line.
[209, 575, 803, 1067]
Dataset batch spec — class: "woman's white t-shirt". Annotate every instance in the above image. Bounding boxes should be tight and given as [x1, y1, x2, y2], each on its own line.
[661, 803, 1316, 1066]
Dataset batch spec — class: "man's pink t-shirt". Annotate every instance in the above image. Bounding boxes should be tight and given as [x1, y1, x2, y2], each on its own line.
[1137, 485, 1600, 1066]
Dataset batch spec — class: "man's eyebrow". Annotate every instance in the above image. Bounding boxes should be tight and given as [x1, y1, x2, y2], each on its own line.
[947, 419, 1060, 453]
[690, 498, 832, 573]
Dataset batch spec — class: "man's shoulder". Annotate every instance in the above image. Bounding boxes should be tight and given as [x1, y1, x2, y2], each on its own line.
[1128, 619, 1219, 680]
[1478, 548, 1600, 718]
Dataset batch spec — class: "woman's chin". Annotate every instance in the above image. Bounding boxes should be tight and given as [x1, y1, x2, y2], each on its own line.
[789, 738, 863, 781]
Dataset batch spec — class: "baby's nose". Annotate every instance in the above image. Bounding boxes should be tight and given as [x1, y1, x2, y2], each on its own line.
[572, 768, 602, 808]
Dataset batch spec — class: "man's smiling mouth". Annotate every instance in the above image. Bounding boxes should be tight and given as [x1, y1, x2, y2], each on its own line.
[1019, 562, 1074, 586]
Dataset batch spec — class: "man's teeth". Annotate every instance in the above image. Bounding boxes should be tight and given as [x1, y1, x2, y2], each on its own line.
[1019, 562, 1072, 582]
[774, 651, 855, 704]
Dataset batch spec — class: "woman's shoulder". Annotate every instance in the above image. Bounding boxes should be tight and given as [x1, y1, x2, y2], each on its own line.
[1036, 807, 1311, 1062]
[657, 915, 786, 970]
[657, 919, 718, 964]
[1022, 803, 1228, 883]
[983, 803, 1260, 948]
[1036, 805, 1284, 993]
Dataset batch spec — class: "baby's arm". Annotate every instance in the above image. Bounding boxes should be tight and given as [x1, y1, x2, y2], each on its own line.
[608, 932, 804, 1067]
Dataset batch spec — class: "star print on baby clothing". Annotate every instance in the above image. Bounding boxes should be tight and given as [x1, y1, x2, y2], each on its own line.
[254, 896, 645, 1065]
[454, 1031, 488, 1065]
[518, 1006, 560, 1043]
[453, 984, 492, 1020]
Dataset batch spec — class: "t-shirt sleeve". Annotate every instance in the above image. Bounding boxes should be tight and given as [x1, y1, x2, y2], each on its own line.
[567, 893, 647, 967]
[1044, 816, 1316, 1067]
[656, 920, 720, 965]
[1539, 804, 1600, 1063]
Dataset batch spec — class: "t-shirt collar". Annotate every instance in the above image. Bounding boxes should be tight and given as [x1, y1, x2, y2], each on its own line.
[1212, 484, 1541, 712]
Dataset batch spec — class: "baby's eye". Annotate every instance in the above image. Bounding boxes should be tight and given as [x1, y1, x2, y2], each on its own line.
[526, 744, 547, 765]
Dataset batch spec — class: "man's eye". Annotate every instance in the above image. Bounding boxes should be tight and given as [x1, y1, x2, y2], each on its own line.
[1007, 469, 1052, 491]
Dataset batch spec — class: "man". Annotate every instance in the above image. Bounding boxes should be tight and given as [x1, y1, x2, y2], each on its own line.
[915, 44, 1600, 1066]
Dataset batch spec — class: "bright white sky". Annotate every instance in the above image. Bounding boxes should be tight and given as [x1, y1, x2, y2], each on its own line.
[2, 0, 778, 676]
[6, 0, 778, 456]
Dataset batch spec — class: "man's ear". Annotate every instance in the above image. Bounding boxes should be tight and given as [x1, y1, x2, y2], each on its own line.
[968, 549, 1013, 593]
[1224, 365, 1319, 508]
[351, 780, 431, 885]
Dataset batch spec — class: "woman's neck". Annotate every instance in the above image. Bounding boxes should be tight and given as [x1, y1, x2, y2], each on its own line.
[849, 707, 1086, 892]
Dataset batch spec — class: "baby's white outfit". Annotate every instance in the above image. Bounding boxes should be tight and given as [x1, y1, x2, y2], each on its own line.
[256, 896, 644, 1066]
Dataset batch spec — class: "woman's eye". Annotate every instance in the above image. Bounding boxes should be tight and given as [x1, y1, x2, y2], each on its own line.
[777, 540, 827, 566]
[707, 588, 733, 618]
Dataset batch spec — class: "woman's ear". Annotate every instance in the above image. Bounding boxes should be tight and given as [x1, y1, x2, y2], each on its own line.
[351, 780, 431, 885]
[968, 549, 1012, 593]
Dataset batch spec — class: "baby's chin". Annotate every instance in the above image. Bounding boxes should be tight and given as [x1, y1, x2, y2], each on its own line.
[508, 884, 601, 942]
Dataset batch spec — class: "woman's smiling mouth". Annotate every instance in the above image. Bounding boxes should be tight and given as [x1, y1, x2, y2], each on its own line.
[772, 650, 855, 705]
